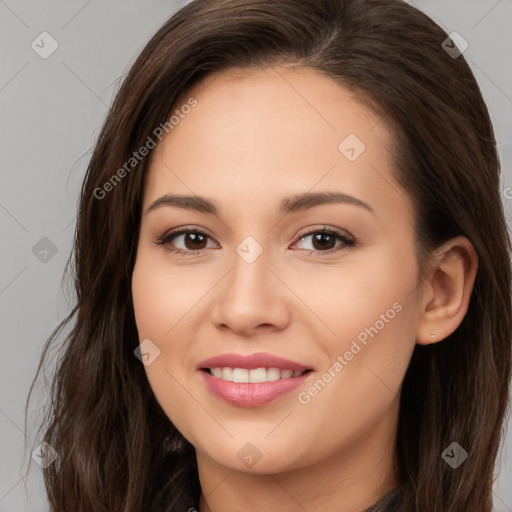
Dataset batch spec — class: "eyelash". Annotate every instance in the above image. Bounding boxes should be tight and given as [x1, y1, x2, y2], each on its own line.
[153, 225, 356, 257]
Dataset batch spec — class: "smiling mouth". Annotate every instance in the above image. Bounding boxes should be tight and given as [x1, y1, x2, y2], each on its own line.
[201, 367, 313, 383]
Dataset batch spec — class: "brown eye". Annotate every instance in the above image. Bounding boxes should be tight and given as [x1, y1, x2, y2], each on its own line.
[156, 228, 217, 254]
[293, 227, 355, 254]
[179, 231, 208, 250]
[310, 232, 337, 250]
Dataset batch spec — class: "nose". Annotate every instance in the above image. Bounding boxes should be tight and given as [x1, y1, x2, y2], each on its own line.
[210, 244, 291, 337]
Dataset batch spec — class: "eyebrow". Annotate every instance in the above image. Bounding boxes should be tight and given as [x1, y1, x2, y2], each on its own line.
[145, 191, 374, 216]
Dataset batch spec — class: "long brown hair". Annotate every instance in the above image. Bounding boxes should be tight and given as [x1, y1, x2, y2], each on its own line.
[25, 0, 511, 510]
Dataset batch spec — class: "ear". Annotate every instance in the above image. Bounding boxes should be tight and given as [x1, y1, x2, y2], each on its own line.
[416, 236, 478, 345]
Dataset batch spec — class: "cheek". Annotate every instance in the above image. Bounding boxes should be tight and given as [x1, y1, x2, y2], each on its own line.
[299, 242, 418, 404]
[131, 257, 201, 437]
[299, 240, 418, 354]
[292, 297, 416, 462]
[131, 251, 202, 339]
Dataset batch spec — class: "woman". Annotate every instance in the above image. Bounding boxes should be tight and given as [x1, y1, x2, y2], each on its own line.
[25, 0, 511, 510]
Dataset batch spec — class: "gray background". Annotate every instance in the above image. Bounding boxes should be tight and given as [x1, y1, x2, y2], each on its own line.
[0, 1, 511, 510]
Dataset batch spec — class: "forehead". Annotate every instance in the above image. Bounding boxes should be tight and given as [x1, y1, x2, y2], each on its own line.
[143, 65, 412, 225]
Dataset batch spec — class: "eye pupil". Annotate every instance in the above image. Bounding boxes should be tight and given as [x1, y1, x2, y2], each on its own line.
[185, 232, 207, 250]
[312, 232, 335, 250]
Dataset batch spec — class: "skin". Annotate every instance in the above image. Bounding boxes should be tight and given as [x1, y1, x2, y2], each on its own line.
[131, 65, 478, 512]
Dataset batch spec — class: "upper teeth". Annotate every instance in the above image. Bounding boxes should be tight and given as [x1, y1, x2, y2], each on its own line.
[209, 367, 304, 383]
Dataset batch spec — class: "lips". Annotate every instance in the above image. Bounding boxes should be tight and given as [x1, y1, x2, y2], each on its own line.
[196, 352, 312, 372]
[199, 370, 312, 407]
[196, 352, 314, 407]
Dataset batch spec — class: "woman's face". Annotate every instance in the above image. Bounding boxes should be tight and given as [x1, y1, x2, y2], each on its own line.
[132, 66, 424, 477]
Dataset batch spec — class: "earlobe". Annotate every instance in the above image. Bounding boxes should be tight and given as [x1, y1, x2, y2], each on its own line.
[416, 236, 478, 345]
